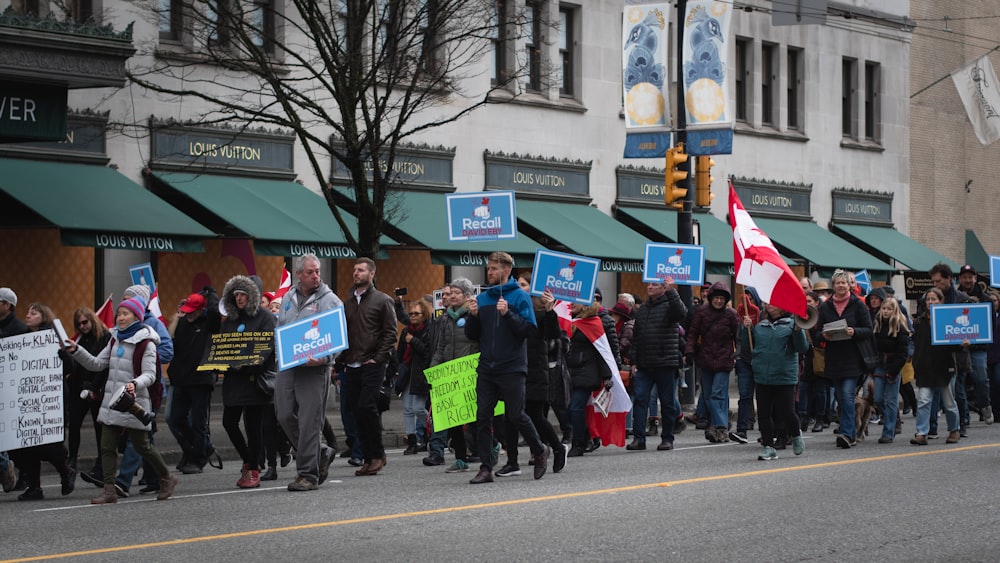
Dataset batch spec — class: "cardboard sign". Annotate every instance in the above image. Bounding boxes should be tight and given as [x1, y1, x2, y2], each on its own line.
[854, 269, 872, 294]
[445, 191, 517, 242]
[642, 243, 705, 285]
[529, 249, 601, 305]
[198, 331, 275, 372]
[0, 330, 65, 451]
[930, 302, 994, 345]
[275, 307, 348, 371]
[128, 262, 156, 298]
[990, 256, 1000, 288]
[423, 353, 504, 432]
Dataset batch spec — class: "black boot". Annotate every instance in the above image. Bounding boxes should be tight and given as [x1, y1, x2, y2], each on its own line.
[260, 466, 278, 481]
[403, 434, 419, 455]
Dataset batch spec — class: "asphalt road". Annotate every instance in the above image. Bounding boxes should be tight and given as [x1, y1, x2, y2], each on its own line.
[2, 416, 999, 563]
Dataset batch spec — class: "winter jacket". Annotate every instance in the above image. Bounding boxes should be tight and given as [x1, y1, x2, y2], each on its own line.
[219, 275, 276, 407]
[630, 289, 687, 369]
[742, 315, 808, 386]
[872, 320, 910, 377]
[526, 308, 562, 402]
[616, 318, 635, 365]
[431, 306, 479, 367]
[684, 282, 740, 372]
[598, 309, 622, 366]
[72, 326, 161, 431]
[816, 294, 873, 380]
[64, 330, 111, 398]
[168, 290, 221, 387]
[912, 313, 959, 388]
[465, 278, 537, 376]
[397, 322, 432, 395]
[278, 281, 344, 377]
[340, 284, 397, 366]
[567, 305, 613, 391]
[0, 313, 27, 337]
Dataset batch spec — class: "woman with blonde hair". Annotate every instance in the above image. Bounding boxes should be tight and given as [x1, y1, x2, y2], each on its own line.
[871, 297, 911, 443]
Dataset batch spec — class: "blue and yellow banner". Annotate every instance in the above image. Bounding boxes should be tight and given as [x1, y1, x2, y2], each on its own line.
[682, 0, 733, 155]
[623, 1, 672, 158]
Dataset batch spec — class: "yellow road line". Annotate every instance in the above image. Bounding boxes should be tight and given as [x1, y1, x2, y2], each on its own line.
[5, 443, 997, 563]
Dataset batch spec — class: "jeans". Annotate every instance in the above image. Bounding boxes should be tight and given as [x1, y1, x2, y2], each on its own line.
[833, 378, 858, 440]
[916, 378, 960, 436]
[969, 351, 991, 409]
[702, 370, 730, 428]
[955, 370, 970, 426]
[872, 375, 901, 440]
[569, 388, 593, 448]
[649, 384, 660, 418]
[167, 384, 214, 466]
[475, 372, 543, 471]
[735, 359, 755, 433]
[402, 390, 429, 443]
[632, 366, 678, 444]
[338, 371, 363, 460]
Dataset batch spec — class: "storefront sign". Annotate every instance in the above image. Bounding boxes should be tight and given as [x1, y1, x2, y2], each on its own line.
[329, 143, 455, 190]
[931, 303, 993, 346]
[529, 249, 601, 305]
[616, 167, 666, 204]
[275, 307, 348, 371]
[0, 82, 67, 142]
[0, 331, 64, 451]
[60, 230, 205, 253]
[423, 353, 504, 432]
[151, 126, 294, 173]
[903, 271, 934, 300]
[600, 259, 646, 274]
[0, 118, 105, 155]
[643, 243, 705, 285]
[832, 191, 892, 225]
[446, 191, 517, 242]
[485, 151, 591, 197]
[732, 182, 811, 219]
[254, 241, 357, 259]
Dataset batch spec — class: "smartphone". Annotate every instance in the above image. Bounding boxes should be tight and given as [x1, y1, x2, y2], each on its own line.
[395, 287, 408, 296]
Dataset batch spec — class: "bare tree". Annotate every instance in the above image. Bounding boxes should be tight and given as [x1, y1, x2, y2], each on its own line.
[127, 0, 551, 258]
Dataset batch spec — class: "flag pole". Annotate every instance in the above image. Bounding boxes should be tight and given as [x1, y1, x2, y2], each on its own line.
[742, 291, 753, 351]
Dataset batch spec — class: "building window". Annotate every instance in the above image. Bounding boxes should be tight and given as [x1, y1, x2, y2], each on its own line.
[557, 7, 573, 96]
[159, 0, 183, 41]
[842, 57, 857, 138]
[864, 61, 881, 141]
[524, 0, 542, 92]
[249, 0, 276, 54]
[734, 38, 750, 122]
[787, 47, 802, 130]
[489, 0, 507, 84]
[761, 42, 777, 127]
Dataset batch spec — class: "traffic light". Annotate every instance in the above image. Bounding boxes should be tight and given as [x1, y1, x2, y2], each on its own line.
[664, 143, 688, 210]
[695, 155, 716, 207]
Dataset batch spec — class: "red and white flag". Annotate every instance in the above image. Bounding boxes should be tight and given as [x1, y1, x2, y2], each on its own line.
[148, 287, 166, 325]
[561, 312, 633, 448]
[729, 182, 806, 317]
[275, 268, 292, 299]
[94, 293, 115, 330]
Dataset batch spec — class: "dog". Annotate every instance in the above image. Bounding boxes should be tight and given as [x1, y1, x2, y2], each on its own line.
[854, 378, 876, 442]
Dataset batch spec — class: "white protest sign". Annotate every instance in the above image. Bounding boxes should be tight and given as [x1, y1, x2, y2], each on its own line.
[0, 330, 65, 451]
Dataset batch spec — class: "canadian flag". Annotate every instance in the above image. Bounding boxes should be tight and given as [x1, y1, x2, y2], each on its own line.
[275, 268, 292, 299]
[94, 293, 115, 330]
[729, 182, 806, 317]
[553, 303, 632, 447]
[148, 287, 166, 325]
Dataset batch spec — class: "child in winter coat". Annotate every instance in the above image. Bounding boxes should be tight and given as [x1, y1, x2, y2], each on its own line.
[65, 296, 178, 503]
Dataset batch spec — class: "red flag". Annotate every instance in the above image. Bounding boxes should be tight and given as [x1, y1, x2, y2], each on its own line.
[275, 268, 292, 299]
[149, 287, 166, 326]
[95, 293, 115, 330]
[571, 316, 632, 448]
[729, 182, 806, 317]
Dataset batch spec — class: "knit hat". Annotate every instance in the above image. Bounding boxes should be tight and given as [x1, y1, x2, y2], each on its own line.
[0, 287, 16, 306]
[119, 296, 147, 321]
[609, 302, 633, 319]
[123, 284, 151, 302]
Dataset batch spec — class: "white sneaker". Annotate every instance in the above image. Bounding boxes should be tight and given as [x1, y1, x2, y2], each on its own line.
[984, 406, 994, 425]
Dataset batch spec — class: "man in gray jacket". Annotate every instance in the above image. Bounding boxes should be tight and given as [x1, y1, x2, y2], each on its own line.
[276, 254, 344, 491]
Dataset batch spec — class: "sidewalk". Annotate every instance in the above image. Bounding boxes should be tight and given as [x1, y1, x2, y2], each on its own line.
[70, 385, 410, 470]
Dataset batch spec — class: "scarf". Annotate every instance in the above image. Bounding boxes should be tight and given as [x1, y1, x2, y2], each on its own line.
[832, 293, 850, 316]
[116, 320, 143, 341]
[403, 323, 424, 365]
[446, 305, 467, 320]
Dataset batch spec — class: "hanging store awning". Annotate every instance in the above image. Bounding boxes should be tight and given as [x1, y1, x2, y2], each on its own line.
[833, 223, 960, 272]
[753, 218, 895, 272]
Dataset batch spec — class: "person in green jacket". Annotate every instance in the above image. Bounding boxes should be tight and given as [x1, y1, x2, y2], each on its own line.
[742, 303, 809, 461]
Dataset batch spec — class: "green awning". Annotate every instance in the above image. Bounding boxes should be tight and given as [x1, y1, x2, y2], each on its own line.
[517, 200, 648, 271]
[833, 223, 960, 272]
[966, 230, 990, 274]
[616, 206, 733, 270]
[0, 158, 211, 252]
[754, 218, 894, 272]
[153, 173, 390, 258]
[333, 188, 543, 266]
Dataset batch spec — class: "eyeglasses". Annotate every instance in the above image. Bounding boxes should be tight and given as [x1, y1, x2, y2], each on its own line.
[408, 312, 422, 317]
[77, 319, 91, 327]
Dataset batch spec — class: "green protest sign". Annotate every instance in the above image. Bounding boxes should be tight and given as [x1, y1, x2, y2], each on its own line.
[424, 353, 504, 432]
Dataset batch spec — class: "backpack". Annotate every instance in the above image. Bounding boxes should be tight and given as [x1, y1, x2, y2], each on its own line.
[112, 337, 164, 413]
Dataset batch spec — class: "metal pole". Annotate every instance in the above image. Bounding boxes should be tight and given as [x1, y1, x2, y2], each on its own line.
[675, 0, 695, 406]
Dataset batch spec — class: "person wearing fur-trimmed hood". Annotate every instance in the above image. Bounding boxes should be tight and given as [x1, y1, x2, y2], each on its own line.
[218, 275, 277, 489]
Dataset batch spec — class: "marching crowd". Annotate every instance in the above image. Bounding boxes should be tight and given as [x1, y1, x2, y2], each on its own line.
[0, 254, 997, 502]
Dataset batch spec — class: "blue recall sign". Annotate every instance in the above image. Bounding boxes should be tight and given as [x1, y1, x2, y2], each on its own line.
[445, 191, 517, 242]
[930, 303, 993, 346]
[529, 249, 601, 306]
[642, 243, 705, 285]
[275, 307, 349, 370]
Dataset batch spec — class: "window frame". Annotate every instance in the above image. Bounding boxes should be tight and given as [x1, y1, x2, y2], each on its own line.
[761, 42, 777, 127]
[864, 61, 881, 142]
[842, 57, 858, 139]
[734, 37, 750, 123]
[786, 46, 802, 131]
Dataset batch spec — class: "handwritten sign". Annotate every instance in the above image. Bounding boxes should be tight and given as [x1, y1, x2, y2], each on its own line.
[0, 330, 64, 451]
[198, 331, 274, 372]
[423, 353, 503, 432]
[445, 191, 517, 242]
[529, 249, 601, 306]
[642, 243, 705, 285]
[930, 303, 993, 346]
[275, 307, 348, 371]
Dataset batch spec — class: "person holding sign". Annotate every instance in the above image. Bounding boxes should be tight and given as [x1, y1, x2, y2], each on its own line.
[275, 254, 344, 491]
[910, 288, 964, 445]
[0, 288, 26, 493]
[217, 276, 277, 489]
[396, 300, 433, 455]
[65, 295, 178, 503]
[465, 252, 549, 484]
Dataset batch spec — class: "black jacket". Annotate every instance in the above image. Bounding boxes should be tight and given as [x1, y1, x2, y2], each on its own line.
[526, 308, 562, 402]
[218, 275, 276, 407]
[631, 290, 687, 369]
[169, 289, 221, 387]
[397, 322, 432, 395]
[816, 294, 873, 380]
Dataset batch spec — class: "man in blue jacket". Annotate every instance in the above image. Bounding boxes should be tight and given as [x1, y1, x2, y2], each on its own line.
[465, 252, 549, 484]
